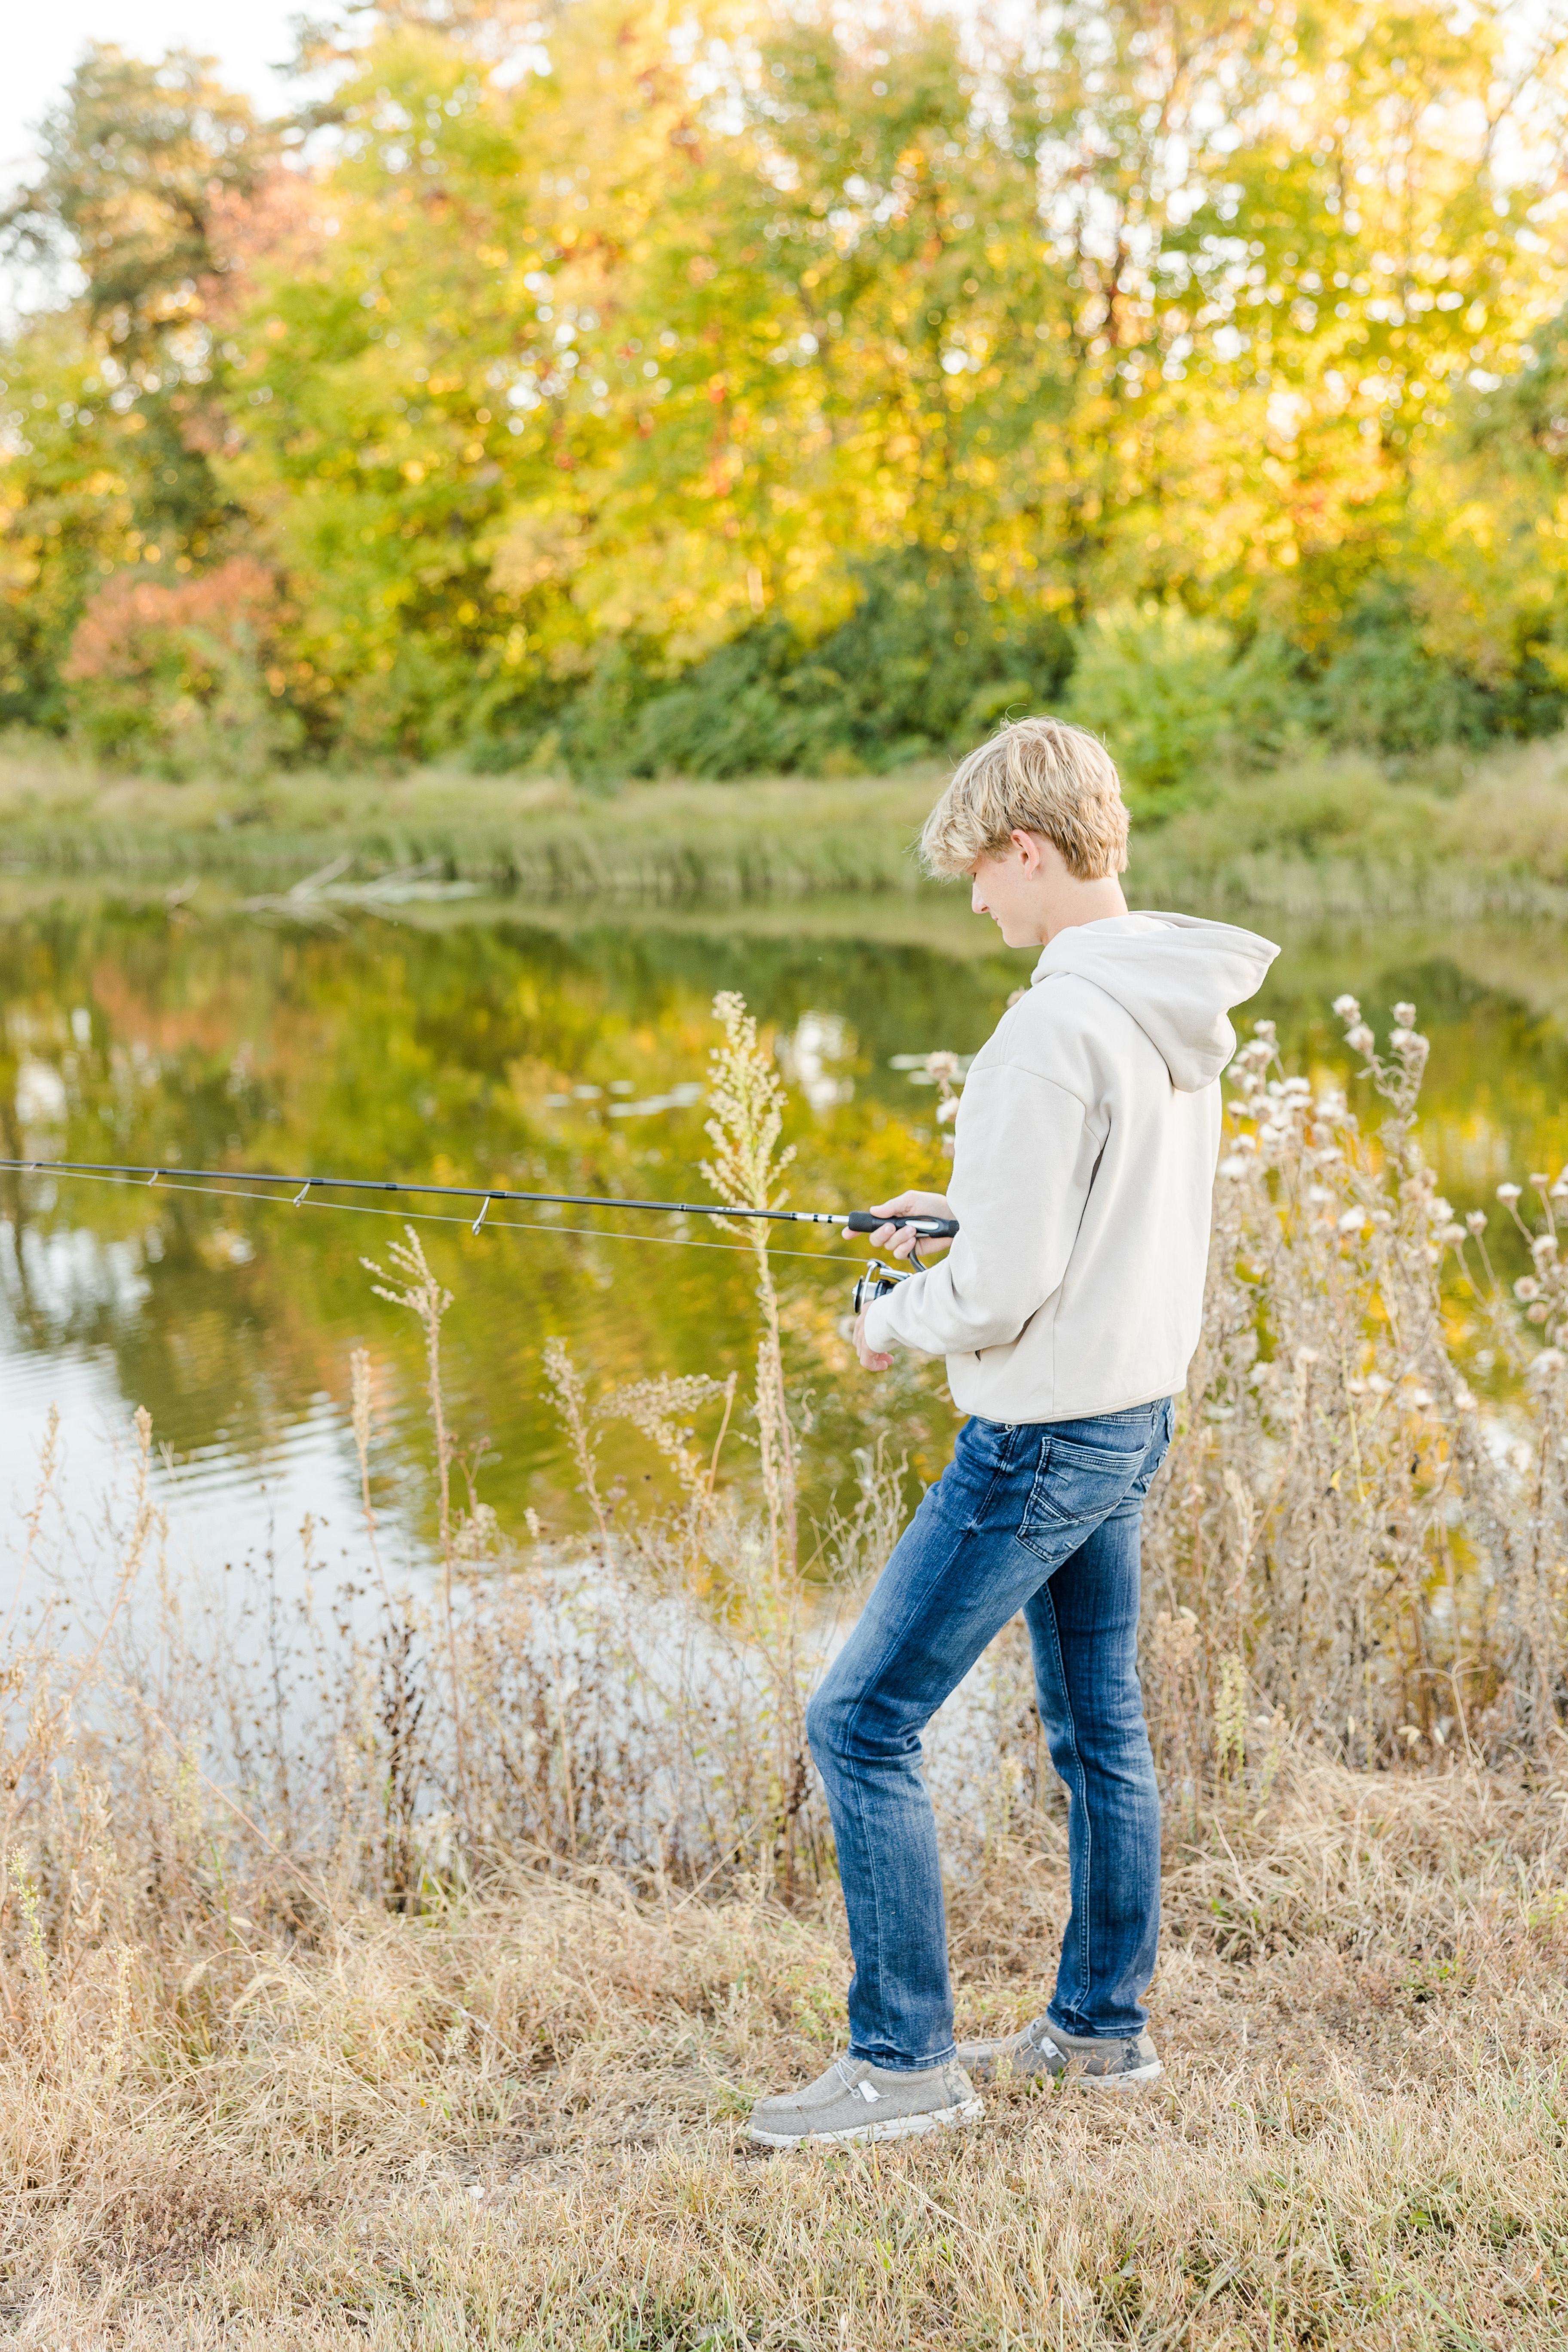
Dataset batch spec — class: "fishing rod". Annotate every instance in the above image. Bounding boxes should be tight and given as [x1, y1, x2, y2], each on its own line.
[0, 1158, 955, 1310]
[0, 1157, 958, 1239]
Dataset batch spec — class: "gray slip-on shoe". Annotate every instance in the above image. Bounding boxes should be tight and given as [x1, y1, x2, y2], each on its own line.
[748, 2053, 983, 2148]
[957, 2014, 1161, 2090]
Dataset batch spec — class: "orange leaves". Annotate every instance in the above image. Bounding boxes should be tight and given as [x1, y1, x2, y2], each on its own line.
[63, 557, 280, 685]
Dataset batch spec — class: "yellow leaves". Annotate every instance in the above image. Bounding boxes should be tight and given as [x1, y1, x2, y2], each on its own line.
[490, 507, 585, 595]
[12, 0, 1543, 772]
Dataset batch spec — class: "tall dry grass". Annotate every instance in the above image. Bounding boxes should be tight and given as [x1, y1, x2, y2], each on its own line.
[2, 987, 1568, 2343]
[5, 733, 1568, 920]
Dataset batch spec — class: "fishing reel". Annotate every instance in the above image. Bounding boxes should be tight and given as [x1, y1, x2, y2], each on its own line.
[852, 1262, 909, 1316]
[851, 1234, 926, 1318]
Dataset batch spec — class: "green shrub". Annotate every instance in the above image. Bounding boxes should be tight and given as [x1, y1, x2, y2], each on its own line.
[591, 553, 1075, 784]
[1063, 604, 1308, 804]
[1311, 587, 1491, 756]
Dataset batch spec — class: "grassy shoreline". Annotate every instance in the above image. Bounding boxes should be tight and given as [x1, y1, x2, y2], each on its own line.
[8, 1755, 1568, 2346]
[3, 736, 1568, 918]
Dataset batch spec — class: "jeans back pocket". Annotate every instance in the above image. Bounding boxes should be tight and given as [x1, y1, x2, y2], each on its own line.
[1018, 1429, 1148, 1562]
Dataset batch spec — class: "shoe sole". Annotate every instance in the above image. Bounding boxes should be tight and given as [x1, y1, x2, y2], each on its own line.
[962, 2054, 1164, 2092]
[1076, 2058, 1164, 2091]
[748, 2095, 984, 2149]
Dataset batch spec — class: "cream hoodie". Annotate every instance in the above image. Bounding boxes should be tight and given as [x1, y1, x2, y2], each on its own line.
[862, 912, 1280, 1422]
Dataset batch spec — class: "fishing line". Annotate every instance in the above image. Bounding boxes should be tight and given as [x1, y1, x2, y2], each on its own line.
[0, 1155, 962, 1234]
[0, 1164, 870, 1267]
[1, 1160, 955, 1313]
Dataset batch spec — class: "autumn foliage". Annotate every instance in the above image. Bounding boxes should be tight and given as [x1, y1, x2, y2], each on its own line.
[62, 556, 293, 776]
[7, 4, 1568, 782]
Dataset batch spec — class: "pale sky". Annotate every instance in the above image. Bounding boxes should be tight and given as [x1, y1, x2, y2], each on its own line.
[2, 1, 308, 186]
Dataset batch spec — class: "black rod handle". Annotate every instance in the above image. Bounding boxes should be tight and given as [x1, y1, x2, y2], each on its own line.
[844, 1211, 959, 1237]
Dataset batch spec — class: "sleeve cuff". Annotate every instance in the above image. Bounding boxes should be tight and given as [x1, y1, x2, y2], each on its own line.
[862, 1290, 897, 1354]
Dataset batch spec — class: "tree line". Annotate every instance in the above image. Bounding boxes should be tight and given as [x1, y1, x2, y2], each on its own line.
[4, 0, 1568, 797]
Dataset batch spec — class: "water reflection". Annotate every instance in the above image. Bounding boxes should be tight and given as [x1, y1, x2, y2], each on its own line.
[1, 895, 1565, 1566]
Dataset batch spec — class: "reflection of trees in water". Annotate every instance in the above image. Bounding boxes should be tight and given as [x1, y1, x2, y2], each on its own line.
[2, 903, 1566, 1548]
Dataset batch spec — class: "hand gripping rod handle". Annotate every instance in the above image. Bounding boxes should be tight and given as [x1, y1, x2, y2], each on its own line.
[842, 1212, 959, 1237]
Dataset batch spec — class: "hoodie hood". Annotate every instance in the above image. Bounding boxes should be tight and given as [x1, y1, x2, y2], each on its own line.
[1031, 911, 1279, 1092]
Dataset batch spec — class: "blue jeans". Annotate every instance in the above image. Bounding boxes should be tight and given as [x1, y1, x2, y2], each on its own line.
[806, 1399, 1174, 2071]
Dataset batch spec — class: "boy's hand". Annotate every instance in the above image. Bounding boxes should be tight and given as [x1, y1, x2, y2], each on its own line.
[852, 1306, 892, 1372]
[866, 1189, 954, 1260]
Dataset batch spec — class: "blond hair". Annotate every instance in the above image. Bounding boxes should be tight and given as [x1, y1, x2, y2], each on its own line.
[919, 716, 1130, 880]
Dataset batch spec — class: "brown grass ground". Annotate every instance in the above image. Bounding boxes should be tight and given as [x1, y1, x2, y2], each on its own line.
[5, 1752, 1567, 2348]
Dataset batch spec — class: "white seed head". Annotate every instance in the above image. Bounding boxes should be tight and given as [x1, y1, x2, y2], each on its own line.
[1393, 1001, 1418, 1029]
[1497, 1183, 1522, 1204]
[1332, 994, 1360, 1020]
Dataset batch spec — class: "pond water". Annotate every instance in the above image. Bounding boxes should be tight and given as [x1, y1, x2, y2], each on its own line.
[2, 885, 1566, 1577]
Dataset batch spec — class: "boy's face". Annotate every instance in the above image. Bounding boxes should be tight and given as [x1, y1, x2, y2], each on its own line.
[967, 831, 1055, 948]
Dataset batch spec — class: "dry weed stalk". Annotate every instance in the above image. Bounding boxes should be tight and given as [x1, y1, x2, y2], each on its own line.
[701, 989, 812, 1889]
[1142, 994, 1568, 1778]
[361, 1228, 469, 1847]
[701, 989, 799, 1576]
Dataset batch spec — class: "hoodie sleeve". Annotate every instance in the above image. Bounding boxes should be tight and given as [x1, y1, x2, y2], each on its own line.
[862, 1062, 1092, 1360]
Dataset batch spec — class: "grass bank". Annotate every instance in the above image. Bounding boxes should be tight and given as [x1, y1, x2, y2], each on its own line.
[5, 733, 1568, 916]
[7, 1759, 1567, 2348]
[0, 745, 942, 903]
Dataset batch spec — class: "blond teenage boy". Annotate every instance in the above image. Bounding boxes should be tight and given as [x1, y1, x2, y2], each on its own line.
[750, 718, 1277, 2148]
